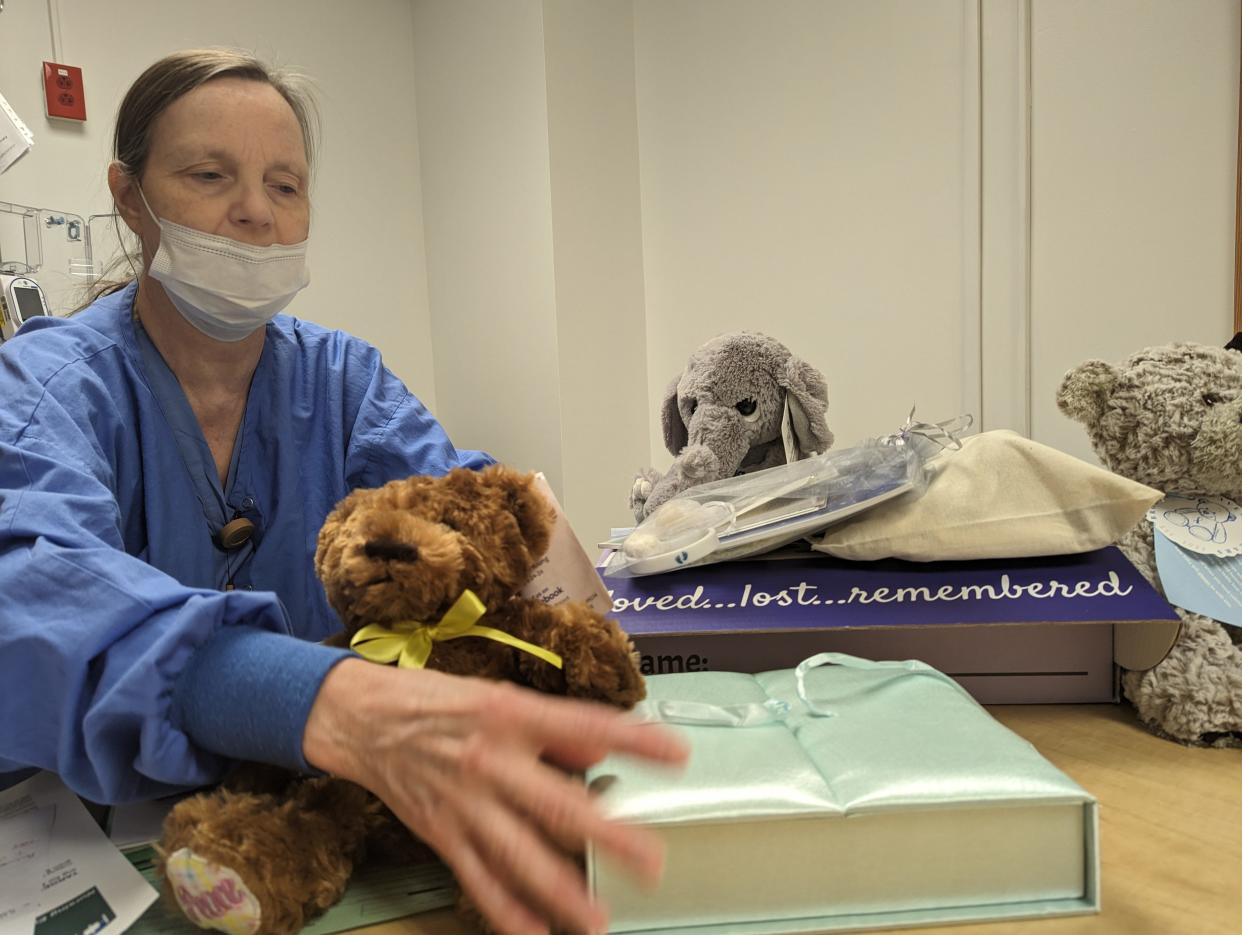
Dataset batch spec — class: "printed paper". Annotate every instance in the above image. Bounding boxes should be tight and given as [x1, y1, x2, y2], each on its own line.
[1154, 528, 1242, 628]
[0, 773, 158, 935]
[1149, 494, 1242, 557]
[0, 91, 34, 175]
[520, 473, 612, 615]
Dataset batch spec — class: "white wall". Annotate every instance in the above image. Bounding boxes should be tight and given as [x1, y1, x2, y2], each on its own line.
[0, 0, 440, 408]
[410, 0, 564, 495]
[410, 0, 983, 544]
[1029, 0, 1239, 460]
[410, 0, 651, 545]
[631, 0, 981, 458]
[406, 0, 1239, 542]
[543, 1, 651, 541]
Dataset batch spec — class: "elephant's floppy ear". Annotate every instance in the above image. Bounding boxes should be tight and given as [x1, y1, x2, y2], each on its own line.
[778, 356, 833, 460]
[661, 375, 688, 455]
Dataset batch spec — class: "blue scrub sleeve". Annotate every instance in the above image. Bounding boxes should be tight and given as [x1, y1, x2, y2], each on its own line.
[172, 628, 352, 773]
[343, 354, 494, 489]
[1, 324, 493, 803]
[0, 400, 294, 804]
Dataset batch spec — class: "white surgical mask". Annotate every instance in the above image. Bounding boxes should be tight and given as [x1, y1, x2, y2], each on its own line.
[138, 185, 310, 342]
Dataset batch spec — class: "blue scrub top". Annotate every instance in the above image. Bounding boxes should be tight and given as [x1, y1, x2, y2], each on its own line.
[0, 282, 492, 801]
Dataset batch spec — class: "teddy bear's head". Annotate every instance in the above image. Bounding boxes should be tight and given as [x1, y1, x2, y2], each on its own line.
[315, 465, 554, 633]
[1057, 343, 1242, 496]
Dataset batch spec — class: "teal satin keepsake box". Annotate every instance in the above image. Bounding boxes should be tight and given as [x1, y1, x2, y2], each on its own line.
[587, 653, 1099, 934]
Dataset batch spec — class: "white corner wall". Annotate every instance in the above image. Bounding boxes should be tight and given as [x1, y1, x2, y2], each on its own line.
[543, 1, 651, 541]
[411, 0, 650, 545]
[410, 0, 564, 494]
[1029, 0, 1239, 460]
[0, 0, 439, 407]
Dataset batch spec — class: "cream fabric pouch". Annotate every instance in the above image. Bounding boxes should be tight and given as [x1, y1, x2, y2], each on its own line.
[810, 430, 1162, 561]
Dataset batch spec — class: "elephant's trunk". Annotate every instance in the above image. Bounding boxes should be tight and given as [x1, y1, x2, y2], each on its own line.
[639, 405, 754, 519]
[684, 403, 754, 475]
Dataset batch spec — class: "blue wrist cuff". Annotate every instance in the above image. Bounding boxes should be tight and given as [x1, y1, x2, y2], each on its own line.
[172, 627, 352, 773]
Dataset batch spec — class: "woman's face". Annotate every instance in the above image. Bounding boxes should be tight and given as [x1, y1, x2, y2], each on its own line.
[129, 77, 310, 255]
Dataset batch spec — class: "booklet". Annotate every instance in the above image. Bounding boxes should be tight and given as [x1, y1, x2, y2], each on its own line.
[0, 773, 157, 935]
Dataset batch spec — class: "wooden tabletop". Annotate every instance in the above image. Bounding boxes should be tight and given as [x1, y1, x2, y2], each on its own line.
[353, 703, 1242, 935]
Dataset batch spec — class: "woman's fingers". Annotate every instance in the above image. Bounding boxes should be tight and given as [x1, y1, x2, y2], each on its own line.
[427, 816, 551, 935]
[461, 791, 609, 935]
[379, 729, 616, 935]
[336, 674, 692, 935]
[460, 735, 664, 883]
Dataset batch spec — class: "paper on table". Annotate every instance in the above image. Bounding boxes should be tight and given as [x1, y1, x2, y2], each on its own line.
[0, 801, 54, 935]
[0, 773, 158, 935]
[0, 91, 34, 175]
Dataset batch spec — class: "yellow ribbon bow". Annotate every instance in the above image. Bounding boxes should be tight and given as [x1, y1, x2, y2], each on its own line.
[349, 589, 563, 670]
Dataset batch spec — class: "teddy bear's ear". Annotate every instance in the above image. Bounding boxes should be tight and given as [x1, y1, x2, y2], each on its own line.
[477, 465, 555, 557]
[1057, 359, 1119, 425]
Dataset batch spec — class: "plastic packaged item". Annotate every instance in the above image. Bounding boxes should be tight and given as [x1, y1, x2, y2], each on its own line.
[603, 410, 973, 577]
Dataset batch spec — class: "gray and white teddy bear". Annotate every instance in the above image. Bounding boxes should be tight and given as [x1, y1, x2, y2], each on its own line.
[1059, 343, 1242, 746]
[630, 332, 834, 522]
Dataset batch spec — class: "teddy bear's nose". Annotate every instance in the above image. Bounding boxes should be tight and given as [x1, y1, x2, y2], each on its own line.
[363, 540, 420, 563]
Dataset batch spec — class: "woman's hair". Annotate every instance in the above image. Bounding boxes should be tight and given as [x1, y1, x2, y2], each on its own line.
[114, 48, 318, 180]
[82, 49, 319, 307]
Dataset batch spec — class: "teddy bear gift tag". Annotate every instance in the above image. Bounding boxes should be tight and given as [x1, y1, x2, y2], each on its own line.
[519, 472, 613, 613]
[1149, 493, 1242, 627]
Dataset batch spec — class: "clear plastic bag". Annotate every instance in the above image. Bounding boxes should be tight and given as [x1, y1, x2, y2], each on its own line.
[602, 410, 972, 577]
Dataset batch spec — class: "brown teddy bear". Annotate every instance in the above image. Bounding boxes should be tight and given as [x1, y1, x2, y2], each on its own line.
[157, 465, 645, 934]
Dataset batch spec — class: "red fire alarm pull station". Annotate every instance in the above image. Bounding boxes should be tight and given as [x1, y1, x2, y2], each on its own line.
[43, 62, 87, 121]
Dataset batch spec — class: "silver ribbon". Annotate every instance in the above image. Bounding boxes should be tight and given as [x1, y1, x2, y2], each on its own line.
[633, 652, 972, 727]
[634, 697, 791, 727]
[880, 407, 974, 453]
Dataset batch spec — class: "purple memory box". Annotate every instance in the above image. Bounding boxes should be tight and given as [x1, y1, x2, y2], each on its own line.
[604, 547, 1180, 704]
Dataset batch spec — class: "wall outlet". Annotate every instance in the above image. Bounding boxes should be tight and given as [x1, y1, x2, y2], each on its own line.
[43, 62, 87, 121]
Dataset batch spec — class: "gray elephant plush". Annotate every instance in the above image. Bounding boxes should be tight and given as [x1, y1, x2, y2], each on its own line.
[630, 332, 833, 522]
[1058, 343, 1242, 747]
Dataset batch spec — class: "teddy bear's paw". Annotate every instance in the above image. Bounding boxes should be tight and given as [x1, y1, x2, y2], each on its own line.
[580, 653, 646, 709]
[1123, 611, 1242, 742]
[165, 848, 263, 935]
[564, 663, 643, 707]
[559, 622, 647, 708]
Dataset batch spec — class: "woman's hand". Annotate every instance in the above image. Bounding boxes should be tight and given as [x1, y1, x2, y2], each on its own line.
[303, 659, 688, 935]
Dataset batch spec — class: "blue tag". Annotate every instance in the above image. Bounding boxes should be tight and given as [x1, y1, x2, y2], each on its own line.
[1154, 529, 1242, 628]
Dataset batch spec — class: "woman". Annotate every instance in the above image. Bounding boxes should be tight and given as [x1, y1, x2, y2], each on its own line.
[0, 49, 684, 935]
